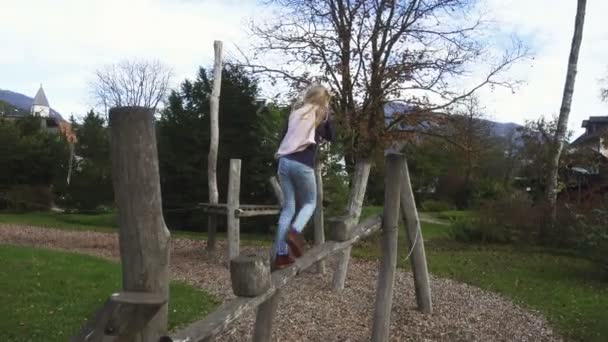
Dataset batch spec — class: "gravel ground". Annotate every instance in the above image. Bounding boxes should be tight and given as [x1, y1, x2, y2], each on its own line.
[0, 224, 561, 342]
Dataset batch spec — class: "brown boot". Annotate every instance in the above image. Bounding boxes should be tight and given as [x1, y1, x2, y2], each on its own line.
[286, 228, 306, 258]
[272, 253, 295, 271]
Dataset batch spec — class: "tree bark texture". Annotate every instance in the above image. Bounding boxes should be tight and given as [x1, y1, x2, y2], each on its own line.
[332, 158, 371, 291]
[207, 40, 223, 250]
[109, 106, 171, 341]
[545, 0, 587, 230]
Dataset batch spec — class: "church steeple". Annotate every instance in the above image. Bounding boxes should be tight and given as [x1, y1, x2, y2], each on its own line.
[31, 84, 50, 117]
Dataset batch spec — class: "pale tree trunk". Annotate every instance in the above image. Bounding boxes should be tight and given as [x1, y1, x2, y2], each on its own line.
[545, 0, 587, 234]
[109, 107, 171, 341]
[314, 158, 326, 274]
[332, 158, 372, 291]
[207, 40, 223, 250]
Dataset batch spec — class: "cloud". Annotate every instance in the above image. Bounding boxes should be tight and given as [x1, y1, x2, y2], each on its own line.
[476, 0, 608, 137]
[0, 0, 260, 116]
[1, 0, 606, 139]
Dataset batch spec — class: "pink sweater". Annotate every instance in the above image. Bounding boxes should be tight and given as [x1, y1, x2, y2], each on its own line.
[275, 104, 318, 159]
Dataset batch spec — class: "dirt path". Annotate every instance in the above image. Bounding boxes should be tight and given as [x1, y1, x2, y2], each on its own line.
[0, 224, 560, 342]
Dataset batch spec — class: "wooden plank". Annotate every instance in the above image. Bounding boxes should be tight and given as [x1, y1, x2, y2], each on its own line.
[108, 107, 170, 341]
[235, 209, 281, 217]
[170, 215, 382, 342]
[372, 153, 402, 342]
[227, 159, 241, 260]
[71, 292, 166, 342]
[400, 155, 432, 314]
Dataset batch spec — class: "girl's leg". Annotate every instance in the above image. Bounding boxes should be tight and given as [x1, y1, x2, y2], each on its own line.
[274, 159, 296, 256]
[290, 162, 317, 233]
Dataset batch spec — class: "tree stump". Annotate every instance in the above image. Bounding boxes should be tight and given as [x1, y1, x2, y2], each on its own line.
[230, 255, 271, 297]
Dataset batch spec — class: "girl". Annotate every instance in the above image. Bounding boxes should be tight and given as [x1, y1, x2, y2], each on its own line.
[273, 85, 334, 269]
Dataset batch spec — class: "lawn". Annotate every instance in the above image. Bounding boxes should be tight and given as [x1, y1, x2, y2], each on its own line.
[1, 210, 607, 341]
[352, 232, 608, 342]
[0, 245, 219, 342]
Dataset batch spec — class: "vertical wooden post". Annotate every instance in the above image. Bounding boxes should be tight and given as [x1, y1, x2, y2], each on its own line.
[227, 159, 241, 261]
[371, 153, 402, 342]
[253, 177, 285, 342]
[207, 40, 223, 251]
[400, 156, 433, 313]
[109, 107, 171, 341]
[332, 159, 371, 291]
[253, 290, 280, 342]
[269, 176, 283, 206]
[314, 160, 326, 274]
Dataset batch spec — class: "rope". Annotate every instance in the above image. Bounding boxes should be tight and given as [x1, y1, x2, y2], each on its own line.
[402, 220, 420, 261]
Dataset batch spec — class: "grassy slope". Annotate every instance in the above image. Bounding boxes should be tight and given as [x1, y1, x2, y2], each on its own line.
[355, 208, 608, 342]
[0, 245, 219, 342]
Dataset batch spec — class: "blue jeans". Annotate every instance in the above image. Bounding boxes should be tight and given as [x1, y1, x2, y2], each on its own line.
[274, 158, 317, 256]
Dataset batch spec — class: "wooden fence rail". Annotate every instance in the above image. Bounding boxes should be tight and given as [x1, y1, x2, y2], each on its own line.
[167, 215, 382, 342]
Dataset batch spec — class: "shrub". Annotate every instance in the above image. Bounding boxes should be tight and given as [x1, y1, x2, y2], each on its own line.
[2, 185, 53, 211]
[421, 199, 454, 212]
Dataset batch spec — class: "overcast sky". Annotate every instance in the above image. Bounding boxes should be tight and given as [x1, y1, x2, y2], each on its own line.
[1, 0, 607, 137]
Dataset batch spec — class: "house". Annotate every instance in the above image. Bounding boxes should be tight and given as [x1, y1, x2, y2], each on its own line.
[565, 116, 608, 205]
[570, 116, 608, 158]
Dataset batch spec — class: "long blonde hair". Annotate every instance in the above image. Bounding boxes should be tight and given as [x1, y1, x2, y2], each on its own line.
[293, 84, 331, 127]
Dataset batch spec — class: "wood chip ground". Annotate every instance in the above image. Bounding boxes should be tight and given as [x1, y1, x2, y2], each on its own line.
[0, 224, 561, 342]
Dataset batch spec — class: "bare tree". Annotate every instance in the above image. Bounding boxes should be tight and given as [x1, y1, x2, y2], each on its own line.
[242, 0, 527, 289]
[546, 0, 587, 232]
[91, 59, 173, 113]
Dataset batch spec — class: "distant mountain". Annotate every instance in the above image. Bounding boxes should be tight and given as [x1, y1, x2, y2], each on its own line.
[383, 100, 524, 144]
[0, 99, 29, 117]
[0, 89, 64, 121]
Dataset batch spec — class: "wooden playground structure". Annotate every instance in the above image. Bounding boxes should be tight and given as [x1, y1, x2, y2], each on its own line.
[71, 41, 433, 342]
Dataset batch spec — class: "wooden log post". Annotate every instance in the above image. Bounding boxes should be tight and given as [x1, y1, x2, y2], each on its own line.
[254, 177, 284, 342]
[332, 159, 371, 291]
[227, 159, 241, 261]
[313, 159, 326, 274]
[400, 156, 433, 313]
[230, 255, 271, 297]
[207, 40, 223, 251]
[371, 153, 402, 342]
[109, 107, 171, 341]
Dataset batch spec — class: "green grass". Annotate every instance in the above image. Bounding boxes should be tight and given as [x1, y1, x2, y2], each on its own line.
[2, 209, 607, 341]
[0, 212, 116, 233]
[0, 245, 219, 342]
[435, 210, 474, 222]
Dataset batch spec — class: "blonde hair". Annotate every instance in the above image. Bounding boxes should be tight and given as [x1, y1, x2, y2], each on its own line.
[293, 84, 331, 127]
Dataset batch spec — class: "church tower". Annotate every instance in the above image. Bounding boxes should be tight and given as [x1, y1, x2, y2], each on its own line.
[31, 84, 51, 117]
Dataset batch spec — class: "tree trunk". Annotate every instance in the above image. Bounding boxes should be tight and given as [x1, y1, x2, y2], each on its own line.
[207, 40, 223, 251]
[314, 158, 326, 274]
[545, 0, 587, 235]
[109, 107, 171, 341]
[400, 156, 432, 313]
[227, 159, 241, 261]
[332, 158, 371, 291]
[371, 153, 402, 341]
